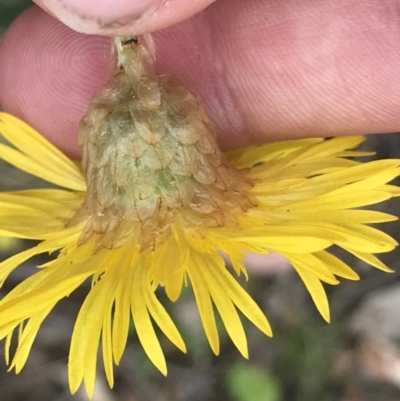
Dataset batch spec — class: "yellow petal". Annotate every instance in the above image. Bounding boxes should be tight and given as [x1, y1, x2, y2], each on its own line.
[250, 137, 365, 181]
[102, 304, 114, 389]
[0, 191, 82, 218]
[206, 253, 272, 337]
[314, 251, 359, 281]
[200, 255, 248, 358]
[0, 246, 50, 288]
[187, 253, 220, 355]
[299, 136, 365, 158]
[227, 138, 323, 169]
[69, 250, 120, 397]
[0, 244, 96, 341]
[270, 209, 397, 225]
[15, 188, 85, 208]
[5, 332, 12, 365]
[0, 113, 85, 191]
[320, 161, 400, 195]
[341, 247, 394, 273]
[142, 263, 186, 353]
[0, 210, 64, 239]
[230, 224, 341, 253]
[282, 191, 393, 212]
[291, 263, 330, 322]
[0, 271, 93, 340]
[112, 249, 137, 365]
[131, 261, 167, 375]
[152, 236, 188, 302]
[294, 221, 397, 253]
[9, 308, 52, 373]
[283, 253, 339, 285]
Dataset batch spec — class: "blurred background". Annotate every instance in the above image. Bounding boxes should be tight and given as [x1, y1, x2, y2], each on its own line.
[2, 1, 400, 401]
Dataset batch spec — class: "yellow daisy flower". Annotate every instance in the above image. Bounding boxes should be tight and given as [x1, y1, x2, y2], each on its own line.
[0, 36, 399, 398]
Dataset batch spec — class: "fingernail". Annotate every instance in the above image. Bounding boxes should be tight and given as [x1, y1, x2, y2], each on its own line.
[34, 0, 162, 35]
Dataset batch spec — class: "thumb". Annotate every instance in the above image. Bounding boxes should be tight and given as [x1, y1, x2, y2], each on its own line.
[33, 0, 216, 35]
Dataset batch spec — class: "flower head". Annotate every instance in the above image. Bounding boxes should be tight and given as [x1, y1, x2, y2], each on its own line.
[0, 36, 399, 398]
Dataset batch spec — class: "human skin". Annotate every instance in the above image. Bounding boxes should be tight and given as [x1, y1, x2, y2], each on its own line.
[32, 0, 217, 36]
[0, 0, 400, 159]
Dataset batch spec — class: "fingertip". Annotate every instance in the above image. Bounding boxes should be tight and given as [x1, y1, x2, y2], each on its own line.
[33, 0, 216, 36]
[0, 6, 110, 159]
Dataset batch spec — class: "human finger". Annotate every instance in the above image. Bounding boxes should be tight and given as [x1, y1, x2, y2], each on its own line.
[33, 0, 216, 36]
[1, 1, 400, 159]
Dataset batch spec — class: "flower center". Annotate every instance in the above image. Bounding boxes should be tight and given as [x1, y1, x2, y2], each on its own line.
[71, 36, 256, 250]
